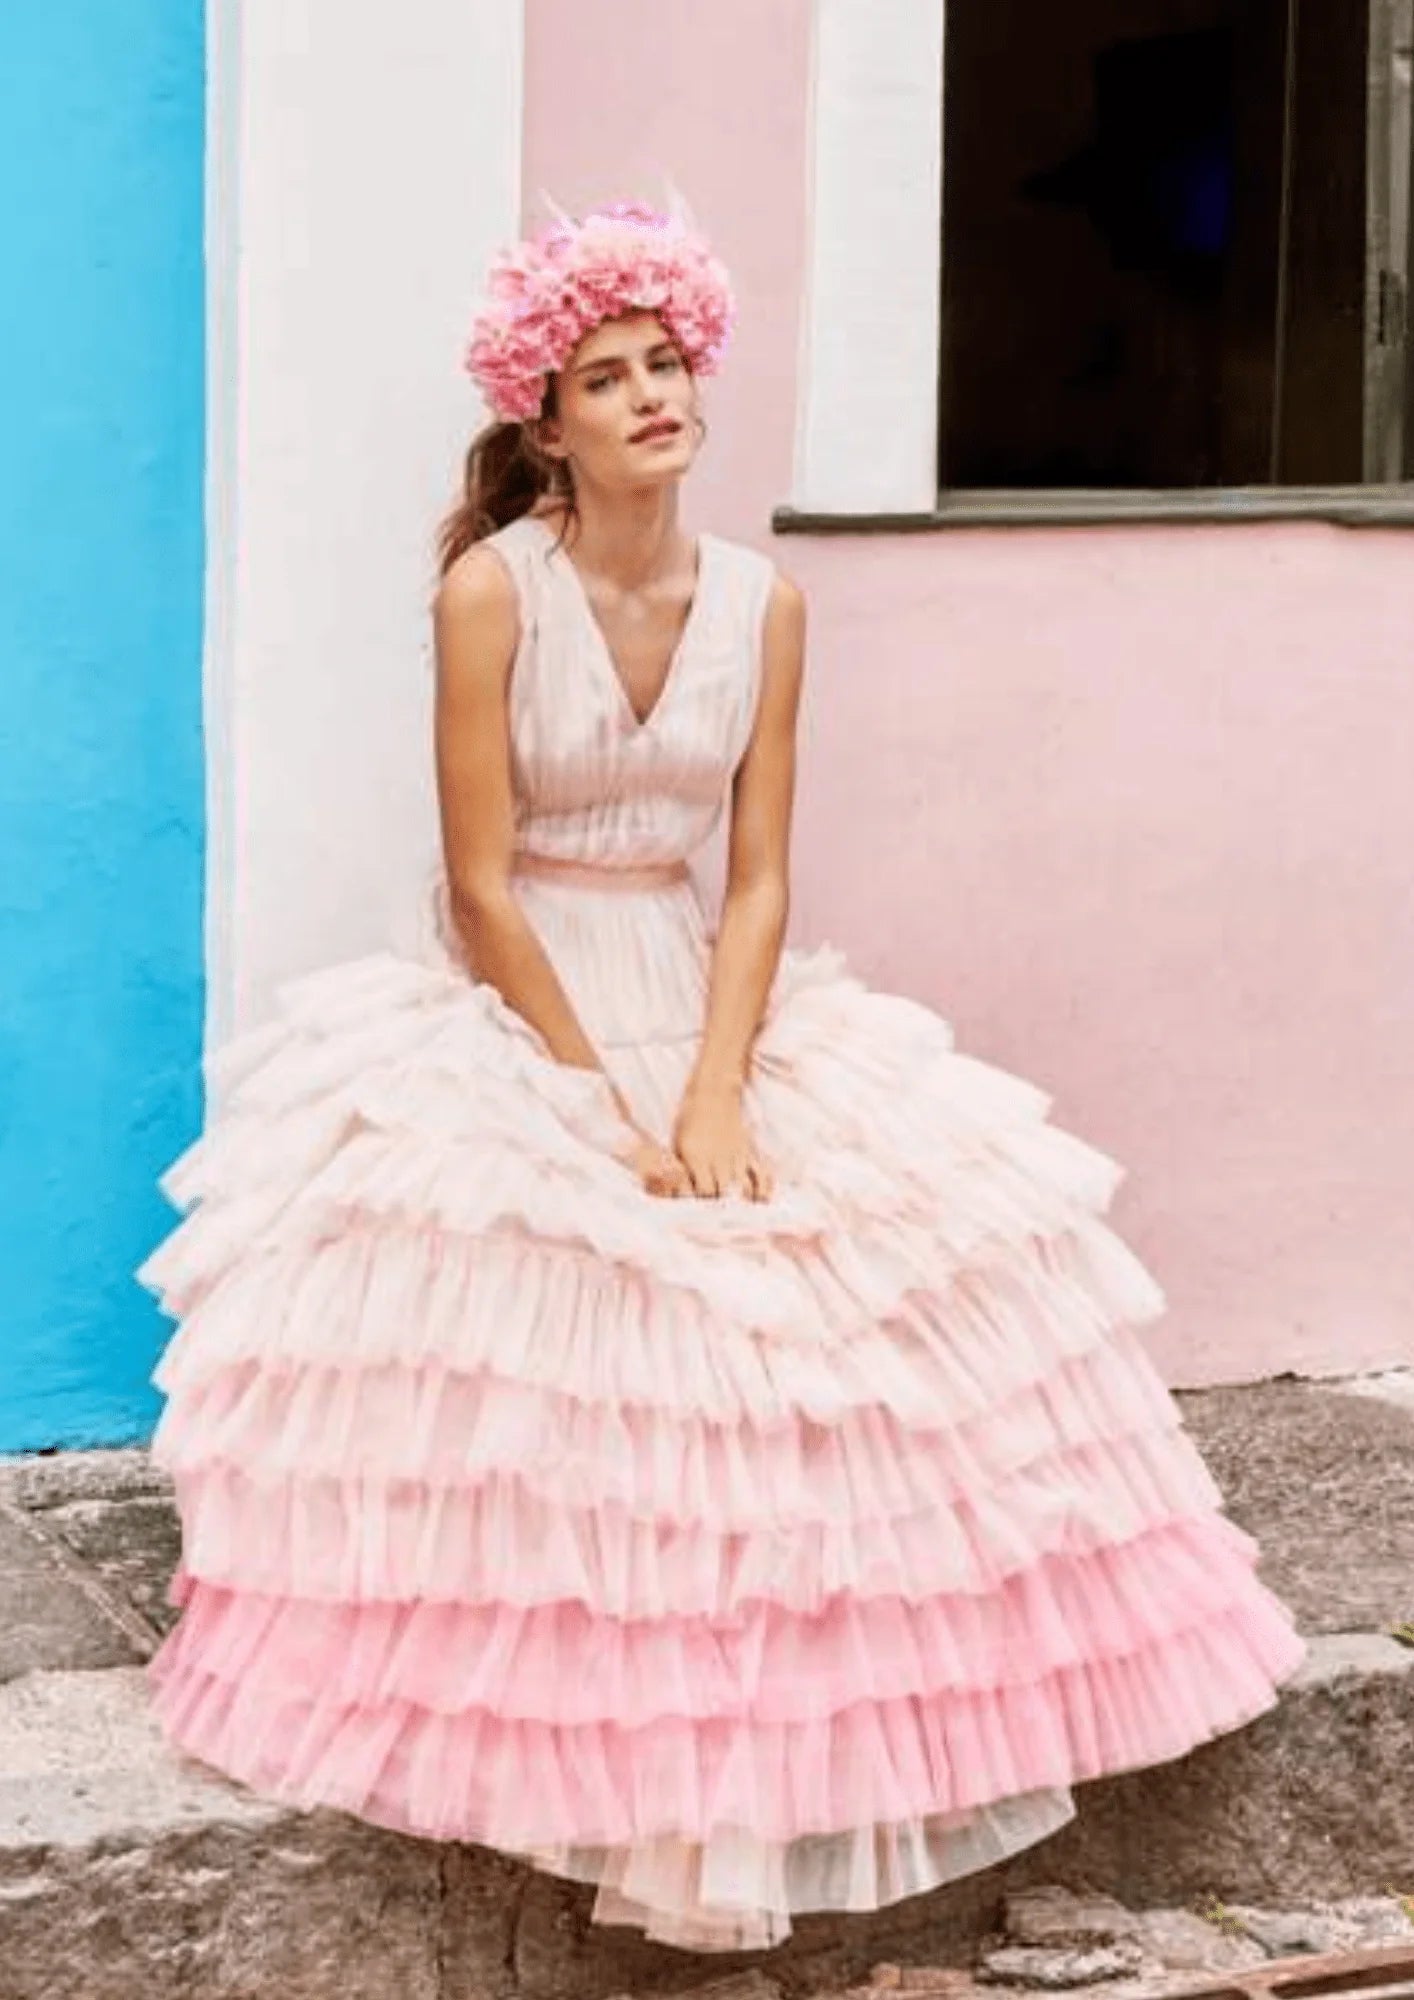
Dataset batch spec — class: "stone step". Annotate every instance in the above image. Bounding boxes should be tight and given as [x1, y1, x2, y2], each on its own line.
[0, 1372, 1410, 1999]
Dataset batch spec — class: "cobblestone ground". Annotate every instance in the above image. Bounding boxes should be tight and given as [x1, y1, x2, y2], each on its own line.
[633, 1885, 1414, 2000]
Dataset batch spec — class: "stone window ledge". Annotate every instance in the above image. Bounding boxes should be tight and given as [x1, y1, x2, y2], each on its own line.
[773, 486, 1414, 532]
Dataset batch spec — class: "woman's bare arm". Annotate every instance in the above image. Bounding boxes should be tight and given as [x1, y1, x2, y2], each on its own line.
[682, 570, 806, 1102]
[432, 548, 612, 1078]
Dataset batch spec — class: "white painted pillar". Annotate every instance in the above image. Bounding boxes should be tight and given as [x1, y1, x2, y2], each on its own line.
[792, 0, 946, 514]
[206, 0, 524, 1040]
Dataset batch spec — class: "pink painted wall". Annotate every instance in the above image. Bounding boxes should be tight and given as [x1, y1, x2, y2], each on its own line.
[524, 2, 1414, 1388]
[522, 0, 809, 538]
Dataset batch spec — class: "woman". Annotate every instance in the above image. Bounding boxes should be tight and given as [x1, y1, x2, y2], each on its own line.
[139, 199, 1307, 1953]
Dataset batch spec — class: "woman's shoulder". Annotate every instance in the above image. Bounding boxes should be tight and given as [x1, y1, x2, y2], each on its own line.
[432, 529, 532, 663]
[436, 537, 519, 613]
[441, 510, 556, 607]
[704, 531, 804, 618]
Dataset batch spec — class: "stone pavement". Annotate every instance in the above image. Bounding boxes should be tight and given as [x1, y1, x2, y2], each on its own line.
[0, 1370, 1410, 1999]
[601, 1890, 1414, 1999]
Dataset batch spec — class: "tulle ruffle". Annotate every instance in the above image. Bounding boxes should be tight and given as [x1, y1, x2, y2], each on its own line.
[157, 1428, 1234, 1614]
[147, 1588, 1300, 1847]
[525, 1793, 1080, 1950]
[152, 1513, 1278, 1722]
[140, 950, 1131, 1324]
[149, 1334, 1193, 1528]
[150, 1215, 1165, 1431]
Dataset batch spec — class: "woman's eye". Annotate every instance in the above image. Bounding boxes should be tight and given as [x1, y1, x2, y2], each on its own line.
[586, 376, 614, 393]
[652, 354, 682, 373]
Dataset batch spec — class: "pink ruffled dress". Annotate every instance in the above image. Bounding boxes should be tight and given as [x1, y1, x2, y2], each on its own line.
[139, 511, 1307, 1952]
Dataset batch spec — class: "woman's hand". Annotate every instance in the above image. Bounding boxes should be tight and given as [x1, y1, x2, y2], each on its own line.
[622, 1129, 694, 1198]
[672, 1078, 775, 1201]
[604, 1080, 693, 1198]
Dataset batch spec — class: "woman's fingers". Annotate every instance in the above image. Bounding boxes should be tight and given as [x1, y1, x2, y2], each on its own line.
[624, 1131, 691, 1198]
[686, 1151, 775, 1201]
[645, 1145, 692, 1198]
[655, 1137, 775, 1203]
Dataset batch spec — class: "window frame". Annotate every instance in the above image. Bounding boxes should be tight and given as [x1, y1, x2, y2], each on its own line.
[783, 0, 1414, 532]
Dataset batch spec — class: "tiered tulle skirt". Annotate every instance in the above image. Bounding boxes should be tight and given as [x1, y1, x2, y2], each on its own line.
[139, 934, 1307, 1950]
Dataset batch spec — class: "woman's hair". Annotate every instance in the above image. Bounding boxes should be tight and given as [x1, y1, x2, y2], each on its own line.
[435, 380, 575, 577]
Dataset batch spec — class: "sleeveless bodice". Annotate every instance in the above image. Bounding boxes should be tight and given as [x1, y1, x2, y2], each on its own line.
[486, 511, 776, 873]
[431, 511, 779, 1059]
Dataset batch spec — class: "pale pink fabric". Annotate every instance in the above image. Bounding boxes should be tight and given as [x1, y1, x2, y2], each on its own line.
[140, 511, 1307, 1951]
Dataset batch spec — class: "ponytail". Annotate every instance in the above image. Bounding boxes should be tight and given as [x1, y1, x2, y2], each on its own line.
[435, 396, 575, 577]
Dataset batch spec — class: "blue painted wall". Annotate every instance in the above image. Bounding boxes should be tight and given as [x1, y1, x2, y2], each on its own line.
[0, 5, 206, 1450]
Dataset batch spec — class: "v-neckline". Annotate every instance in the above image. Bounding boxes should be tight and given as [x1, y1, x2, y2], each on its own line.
[527, 512, 709, 735]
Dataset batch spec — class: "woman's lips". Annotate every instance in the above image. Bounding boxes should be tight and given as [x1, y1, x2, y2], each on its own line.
[632, 423, 682, 443]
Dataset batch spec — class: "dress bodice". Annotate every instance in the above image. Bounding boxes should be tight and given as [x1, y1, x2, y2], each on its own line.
[483, 511, 778, 871]
[425, 510, 779, 1047]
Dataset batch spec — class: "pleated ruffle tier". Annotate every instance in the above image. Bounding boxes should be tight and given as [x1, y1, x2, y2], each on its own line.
[140, 947, 1308, 1950]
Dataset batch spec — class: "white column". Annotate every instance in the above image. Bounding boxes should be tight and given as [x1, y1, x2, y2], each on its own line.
[792, 0, 946, 514]
[202, 0, 242, 1050]
[206, 0, 524, 1040]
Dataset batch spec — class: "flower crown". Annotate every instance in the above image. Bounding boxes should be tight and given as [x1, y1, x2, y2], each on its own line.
[462, 194, 736, 422]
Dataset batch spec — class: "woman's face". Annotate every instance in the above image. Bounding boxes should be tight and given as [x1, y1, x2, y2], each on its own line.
[537, 310, 701, 493]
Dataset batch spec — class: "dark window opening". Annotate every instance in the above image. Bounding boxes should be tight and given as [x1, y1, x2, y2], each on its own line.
[938, 0, 1414, 491]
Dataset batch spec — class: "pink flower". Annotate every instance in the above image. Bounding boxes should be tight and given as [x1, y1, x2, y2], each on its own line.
[462, 200, 736, 421]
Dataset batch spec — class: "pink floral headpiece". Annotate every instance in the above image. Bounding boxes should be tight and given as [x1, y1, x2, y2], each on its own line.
[462, 192, 736, 422]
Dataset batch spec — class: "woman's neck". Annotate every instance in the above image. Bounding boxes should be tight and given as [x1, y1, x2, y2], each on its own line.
[530, 490, 689, 591]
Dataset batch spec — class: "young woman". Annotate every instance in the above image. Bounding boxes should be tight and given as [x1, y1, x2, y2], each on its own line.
[139, 199, 1306, 1954]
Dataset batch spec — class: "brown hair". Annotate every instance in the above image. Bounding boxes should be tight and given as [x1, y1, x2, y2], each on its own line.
[435, 382, 576, 578]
